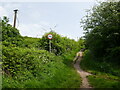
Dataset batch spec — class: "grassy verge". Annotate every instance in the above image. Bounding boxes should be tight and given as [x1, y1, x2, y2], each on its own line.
[3, 65, 81, 88]
[88, 75, 120, 88]
[80, 50, 120, 88]
[2, 47, 81, 88]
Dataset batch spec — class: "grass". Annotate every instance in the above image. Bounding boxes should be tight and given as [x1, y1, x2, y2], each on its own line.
[88, 75, 120, 88]
[80, 50, 120, 88]
[2, 48, 81, 88]
[2, 35, 82, 88]
[22, 36, 40, 48]
[3, 62, 81, 88]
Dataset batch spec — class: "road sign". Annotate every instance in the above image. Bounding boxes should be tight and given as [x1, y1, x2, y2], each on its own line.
[48, 34, 53, 39]
[47, 34, 53, 53]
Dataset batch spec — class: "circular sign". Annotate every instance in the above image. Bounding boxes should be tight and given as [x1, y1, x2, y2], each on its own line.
[47, 34, 53, 39]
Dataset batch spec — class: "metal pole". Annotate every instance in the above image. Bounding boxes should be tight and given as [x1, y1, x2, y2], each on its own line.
[49, 40, 51, 53]
[13, 9, 18, 28]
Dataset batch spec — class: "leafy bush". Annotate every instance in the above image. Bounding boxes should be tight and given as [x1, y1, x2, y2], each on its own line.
[39, 31, 81, 55]
[22, 36, 40, 48]
[81, 2, 120, 63]
[81, 50, 120, 76]
[105, 47, 120, 64]
[2, 46, 81, 88]
[2, 46, 57, 76]
[80, 50, 120, 88]
[88, 75, 120, 88]
[2, 17, 23, 47]
[1, 16, 82, 88]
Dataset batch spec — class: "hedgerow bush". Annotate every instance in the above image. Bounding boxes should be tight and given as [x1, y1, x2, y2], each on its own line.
[1, 16, 82, 88]
[22, 36, 40, 48]
[81, 2, 120, 63]
[2, 46, 58, 76]
[39, 31, 81, 55]
[2, 17, 23, 47]
[80, 50, 120, 88]
[2, 46, 81, 88]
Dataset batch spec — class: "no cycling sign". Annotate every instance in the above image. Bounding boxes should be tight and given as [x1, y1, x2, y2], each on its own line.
[47, 34, 53, 39]
[47, 34, 53, 53]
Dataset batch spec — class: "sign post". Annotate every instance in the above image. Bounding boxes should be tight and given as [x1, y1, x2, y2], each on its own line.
[49, 40, 51, 53]
[47, 34, 53, 53]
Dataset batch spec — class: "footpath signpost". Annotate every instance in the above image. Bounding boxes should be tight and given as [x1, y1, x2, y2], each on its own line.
[47, 34, 53, 53]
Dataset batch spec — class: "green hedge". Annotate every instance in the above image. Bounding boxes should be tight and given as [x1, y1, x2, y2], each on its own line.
[39, 31, 81, 55]
[2, 46, 81, 88]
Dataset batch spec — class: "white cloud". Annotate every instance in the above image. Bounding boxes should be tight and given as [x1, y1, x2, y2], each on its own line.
[28, 11, 41, 20]
[18, 22, 54, 38]
[0, 6, 8, 18]
[2, 3, 20, 9]
[0, 3, 21, 22]
[17, 20, 78, 40]
[18, 23, 80, 41]
[0, 2, 89, 41]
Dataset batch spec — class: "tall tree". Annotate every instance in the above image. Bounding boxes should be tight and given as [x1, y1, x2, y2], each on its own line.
[81, 1, 120, 63]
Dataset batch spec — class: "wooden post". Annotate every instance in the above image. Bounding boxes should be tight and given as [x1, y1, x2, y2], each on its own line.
[13, 9, 18, 28]
[49, 40, 51, 53]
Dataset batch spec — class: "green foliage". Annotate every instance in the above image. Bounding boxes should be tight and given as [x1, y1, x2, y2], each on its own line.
[81, 2, 120, 63]
[88, 75, 120, 88]
[80, 2, 120, 88]
[1, 17, 83, 88]
[1, 15, 85, 88]
[2, 16, 23, 47]
[39, 31, 80, 55]
[62, 48, 79, 66]
[2, 46, 81, 88]
[80, 50, 120, 88]
[0, 18, 2, 41]
[81, 50, 120, 76]
[2, 46, 55, 76]
[22, 36, 40, 48]
[105, 46, 120, 63]
[77, 38, 85, 49]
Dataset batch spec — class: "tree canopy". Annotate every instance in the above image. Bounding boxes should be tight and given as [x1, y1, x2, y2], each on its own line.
[81, 1, 120, 63]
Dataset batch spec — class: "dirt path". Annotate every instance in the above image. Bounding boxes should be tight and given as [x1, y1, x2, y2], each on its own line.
[73, 51, 92, 88]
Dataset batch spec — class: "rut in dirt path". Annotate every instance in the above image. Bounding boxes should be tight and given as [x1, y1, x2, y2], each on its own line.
[73, 51, 92, 88]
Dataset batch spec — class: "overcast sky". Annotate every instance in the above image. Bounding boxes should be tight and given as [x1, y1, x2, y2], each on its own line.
[0, 1, 98, 41]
